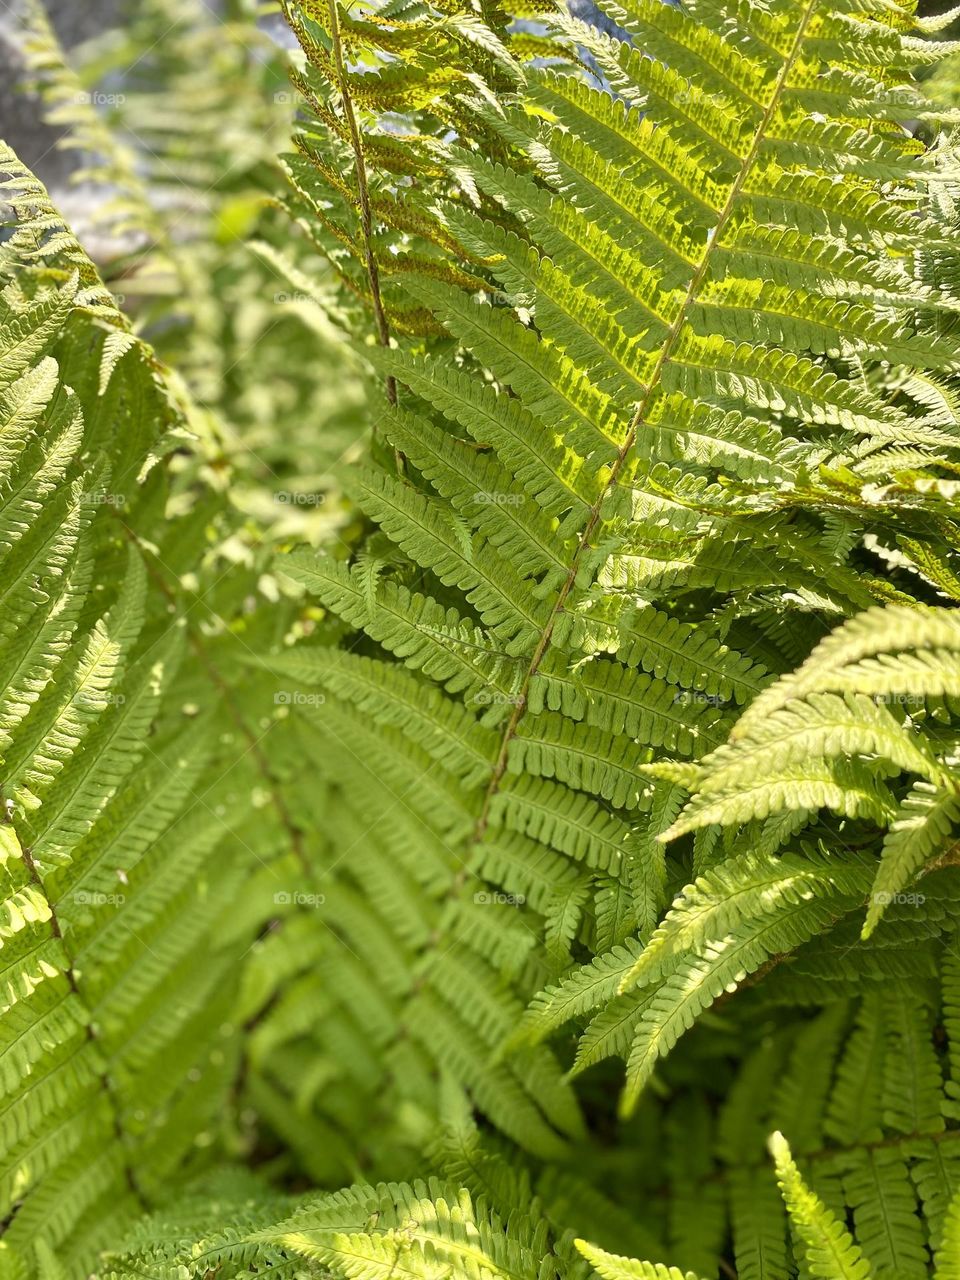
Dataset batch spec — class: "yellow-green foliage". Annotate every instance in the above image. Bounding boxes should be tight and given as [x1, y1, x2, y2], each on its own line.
[5, 0, 960, 1276]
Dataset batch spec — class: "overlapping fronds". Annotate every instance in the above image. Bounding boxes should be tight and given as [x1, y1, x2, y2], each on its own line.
[6, 0, 960, 1274]
[0, 146, 320, 1273]
[103, 970, 960, 1278]
[666, 604, 960, 932]
[267, 0, 960, 1154]
[278, 0, 574, 348]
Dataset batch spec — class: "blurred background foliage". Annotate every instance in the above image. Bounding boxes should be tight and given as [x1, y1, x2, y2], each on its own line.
[2, 0, 369, 549]
[4, 0, 957, 516]
[3, 0, 960, 1202]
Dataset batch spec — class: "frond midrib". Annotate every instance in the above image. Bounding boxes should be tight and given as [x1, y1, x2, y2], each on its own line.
[435, 0, 825, 909]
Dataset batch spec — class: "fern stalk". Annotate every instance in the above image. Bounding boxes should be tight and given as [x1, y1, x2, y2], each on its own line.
[16, 839, 150, 1211]
[432, 0, 823, 932]
[320, 0, 398, 409]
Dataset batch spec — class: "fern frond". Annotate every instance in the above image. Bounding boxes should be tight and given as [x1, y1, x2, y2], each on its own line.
[770, 1131, 873, 1280]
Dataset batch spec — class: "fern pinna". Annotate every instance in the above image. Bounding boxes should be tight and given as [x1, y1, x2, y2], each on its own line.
[263, 0, 960, 1152]
[6, 0, 960, 1276]
[0, 147, 327, 1266]
[103, 964, 960, 1277]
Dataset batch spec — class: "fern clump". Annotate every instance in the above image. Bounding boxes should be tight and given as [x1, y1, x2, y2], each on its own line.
[5, 0, 960, 1275]
[0, 142, 330, 1265]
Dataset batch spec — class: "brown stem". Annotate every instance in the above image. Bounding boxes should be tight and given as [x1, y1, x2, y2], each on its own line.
[114, 517, 312, 879]
[13, 838, 149, 1217]
[464, 0, 822, 871]
[395, 0, 824, 1050]
[325, 0, 397, 410]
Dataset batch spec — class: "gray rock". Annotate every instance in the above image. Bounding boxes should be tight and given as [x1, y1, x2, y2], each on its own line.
[0, 0, 120, 186]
